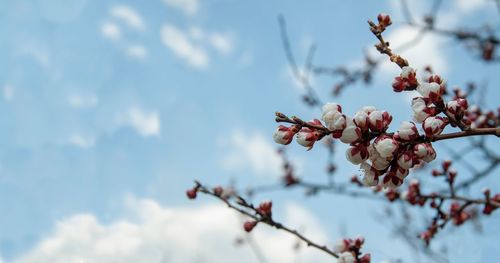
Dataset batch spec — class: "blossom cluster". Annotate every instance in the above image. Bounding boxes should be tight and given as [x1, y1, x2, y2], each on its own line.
[333, 236, 371, 263]
[273, 102, 439, 188]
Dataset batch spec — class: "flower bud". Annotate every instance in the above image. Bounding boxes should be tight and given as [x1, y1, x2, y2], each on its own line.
[243, 221, 257, 232]
[360, 162, 380, 186]
[392, 66, 417, 92]
[374, 135, 399, 158]
[412, 97, 436, 123]
[377, 13, 392, 27]
[186, 188, 197, 199]
[417, 82, 444, 102]
[322, 102, 342, 117]
[394, 121, 419, 141]
[446, 98, 468, 116]
[323, 111, 347, 137]
[273, 125, 296, 145]
[338, 252, 356, 263]
[346, 144, 369, 165]
[422, 116, 448, 137]
[340, 118, 362, 144]
[256, 201, 272, 217]
[333, 239, 350, 253]
[296, 127, 320, 149]
[368, 110, 392, 132]
[397, 151, 415, 169]
[353, 110, 369, 131]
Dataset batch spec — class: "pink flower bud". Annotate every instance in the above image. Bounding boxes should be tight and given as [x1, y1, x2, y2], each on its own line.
[417, 82, 444, 102]
[361, 106, 377, 114]
[346, 144, 369, 165]
[413, 143, 436, 163]
[392, 66, 417, 92]
[377, 13, 392, 27]
[213, 186, 224, 196]
[353, 110, 369, 131]
[354, 235, 365, 248]
[368, 110, 392, 132]
[412, 97, 436, 123]
[397, 151, 415, 169]
[186, 188, 197, 199]
[243, 221, 257, 232]
[359, 254, 371, 263]
[273, 125, 296, 145]
[394, 121, 419, 141]
[340, 118, 362, 144]
[374, 135, 399, 158]
[296, 127, 320, 149]
[338, 252, 356, 263]
[322, 102, 342, 117]
[323, 111, 347, 137]
[446, 98, 468, 116]
[256, 201, 272, 217]
[368, 145, 391, 170]
[360, 162, 380, 186]
[423, 116, 448, 137]
[333, 239, 350, 253]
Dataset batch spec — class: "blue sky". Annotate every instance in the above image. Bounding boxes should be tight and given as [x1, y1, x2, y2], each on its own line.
[0, 0, 500, 262]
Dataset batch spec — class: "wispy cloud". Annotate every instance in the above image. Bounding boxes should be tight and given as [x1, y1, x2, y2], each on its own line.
[126, 45, 149, 60]
[160, 24, 209, 69]
[164, 0, 199, 16]
[101, 22, 121, 41]
[110, 5, 145, 31]
[122, 107, 161, 137]
[67, 134, 96, 148]
[209, 32, 234, 55]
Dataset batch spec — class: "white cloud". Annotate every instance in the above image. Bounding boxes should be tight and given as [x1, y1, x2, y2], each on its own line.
[221, 131, 284, 177]
[374, 25, 448, 77]
[67, 134, 96, 148]
[209, 32, 234, 55]
[67, 94, 98, 109]
[110, 5, 145, 31]
[126, 45, 148, 60]
[164, 0, 198, 16]
[101, 22, 121, 41]
[455, 0, 489, 14]
[12, 198, 331, 263]
[3, 84, 14, 101]
[160, 24, 209, 69]
[122, 107, 161, 137]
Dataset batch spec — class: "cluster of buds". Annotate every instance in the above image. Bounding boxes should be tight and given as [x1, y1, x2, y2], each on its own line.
[333, 236, 371, 263]
[243, 201, 273, 233]
[463, 104, 500, 129]
[431, 160, 457, 185]
[274, 102, 441, 188]
[449, 202, 472, 225]
[400, 180, 427, 206]
[482, 188, 500, 215]
[419, 222, 438, 246]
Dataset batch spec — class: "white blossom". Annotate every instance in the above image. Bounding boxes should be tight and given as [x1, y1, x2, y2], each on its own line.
[374, 136, 399, 158]
[394, 121, 419, 141]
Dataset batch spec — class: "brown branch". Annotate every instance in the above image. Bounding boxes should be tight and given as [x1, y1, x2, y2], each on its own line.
[275, 112, 500, 142]
[195, 182, 339, 259]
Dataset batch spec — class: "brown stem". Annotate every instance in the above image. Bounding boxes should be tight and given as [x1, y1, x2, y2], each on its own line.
[196, 182, 339, 259]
